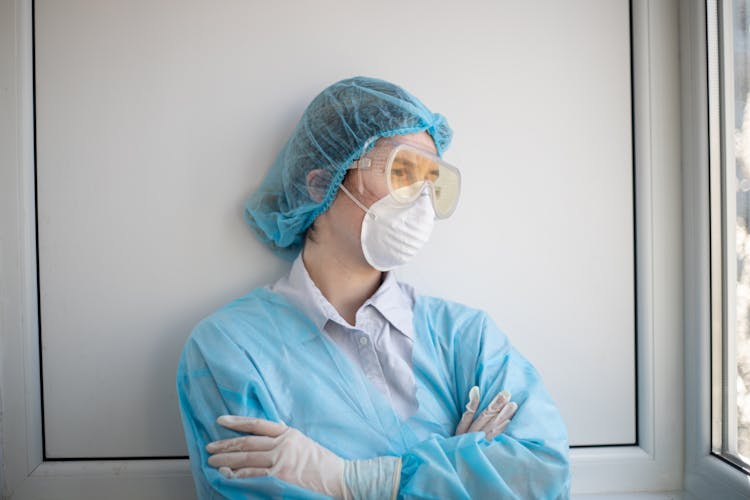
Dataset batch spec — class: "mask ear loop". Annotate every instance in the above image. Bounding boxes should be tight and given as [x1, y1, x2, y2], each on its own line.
[339, 183, 375, 218]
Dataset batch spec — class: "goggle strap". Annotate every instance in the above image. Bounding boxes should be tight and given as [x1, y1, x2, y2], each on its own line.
[347, 158, 372, 170]
[347, 158, 371, 194]
[358, 158, 372, 170]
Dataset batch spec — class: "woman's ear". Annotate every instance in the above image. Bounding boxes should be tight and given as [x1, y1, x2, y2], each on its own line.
[306, 169, 330, 203]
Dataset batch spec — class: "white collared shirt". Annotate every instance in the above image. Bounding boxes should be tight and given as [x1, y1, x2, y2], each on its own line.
[267, 254, 418, 419]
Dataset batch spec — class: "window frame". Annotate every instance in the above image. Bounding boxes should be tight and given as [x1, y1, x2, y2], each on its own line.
[683, 0, 750, 498]
[0, 0, 687, 497]
[567, 1, 683, 493]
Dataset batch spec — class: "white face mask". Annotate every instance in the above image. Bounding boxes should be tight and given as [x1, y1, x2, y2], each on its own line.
[340, 184, 436, 271]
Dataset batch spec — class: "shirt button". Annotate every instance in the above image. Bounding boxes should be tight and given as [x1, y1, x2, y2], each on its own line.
[359, 336, 369, 346]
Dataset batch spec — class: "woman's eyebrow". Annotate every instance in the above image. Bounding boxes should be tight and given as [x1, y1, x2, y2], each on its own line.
[393, 157, 417, 168]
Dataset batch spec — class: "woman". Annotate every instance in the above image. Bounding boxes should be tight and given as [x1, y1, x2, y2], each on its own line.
[176, 76, 570, 499]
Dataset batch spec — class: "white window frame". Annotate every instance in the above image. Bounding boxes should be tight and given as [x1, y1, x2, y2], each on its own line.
[569, 0, 683, 496]
[681, 0, 750, 498]
[0, 0, 686, 497]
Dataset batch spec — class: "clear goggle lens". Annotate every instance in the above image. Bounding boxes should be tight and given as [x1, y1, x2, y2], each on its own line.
[350, 141, 461, 219]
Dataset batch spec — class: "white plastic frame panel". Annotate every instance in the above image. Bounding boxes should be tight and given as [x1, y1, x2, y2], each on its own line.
[682, 0, 750, 497]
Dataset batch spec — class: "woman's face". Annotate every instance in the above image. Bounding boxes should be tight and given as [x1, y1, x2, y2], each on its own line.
[319, 131, 438, 267]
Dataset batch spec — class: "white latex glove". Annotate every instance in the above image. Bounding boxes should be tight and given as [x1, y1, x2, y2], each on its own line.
[206, 416, 348, 499]
[454, 386, 518, 440]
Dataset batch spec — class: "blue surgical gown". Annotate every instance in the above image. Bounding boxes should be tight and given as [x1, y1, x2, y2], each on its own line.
[176, 288, 570, 499]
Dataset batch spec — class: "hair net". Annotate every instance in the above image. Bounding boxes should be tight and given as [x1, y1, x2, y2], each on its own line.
[243, 76, 453, 260]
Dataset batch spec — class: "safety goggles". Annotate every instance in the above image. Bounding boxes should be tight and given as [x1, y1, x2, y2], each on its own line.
[348, 139, 461, 218]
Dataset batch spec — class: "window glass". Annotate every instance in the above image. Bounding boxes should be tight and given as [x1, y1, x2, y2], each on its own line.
[713, 0, 750, 468]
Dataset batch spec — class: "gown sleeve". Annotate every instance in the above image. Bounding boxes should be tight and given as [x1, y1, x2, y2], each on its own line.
[176, 318, 331, 500]
[396, 308, 571, 500]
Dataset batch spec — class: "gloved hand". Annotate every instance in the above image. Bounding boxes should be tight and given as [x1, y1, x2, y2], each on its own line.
[454, 386, 518, 440]
[206, 416, 348, 499]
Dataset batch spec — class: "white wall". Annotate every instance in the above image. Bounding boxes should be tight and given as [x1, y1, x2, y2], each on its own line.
[32, 0, 635, 459]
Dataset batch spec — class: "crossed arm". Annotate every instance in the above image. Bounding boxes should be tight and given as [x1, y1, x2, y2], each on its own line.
[203, 388, 518, 498]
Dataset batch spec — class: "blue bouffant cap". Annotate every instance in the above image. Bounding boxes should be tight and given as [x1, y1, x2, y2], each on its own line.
[243, 76, 453, 260]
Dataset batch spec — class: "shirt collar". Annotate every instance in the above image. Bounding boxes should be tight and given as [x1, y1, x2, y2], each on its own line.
[364, 270, 415, 340]
[275, 254, 415, 341]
